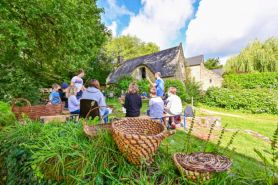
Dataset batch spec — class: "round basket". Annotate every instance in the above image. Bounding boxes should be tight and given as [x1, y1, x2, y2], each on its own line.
[173, 152, 232, 181]
[112, 118, 175, 165]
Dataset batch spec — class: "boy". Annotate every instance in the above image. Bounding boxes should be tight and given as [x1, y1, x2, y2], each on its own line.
[49, 84, 61, 105]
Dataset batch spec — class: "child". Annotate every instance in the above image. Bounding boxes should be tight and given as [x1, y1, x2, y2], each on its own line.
[71, 69, 85, 99]
[67, 86, 80, 114]
[49, 84, 61, 105]
[147, 87, 164, 118]
[59, 82, 69, 108]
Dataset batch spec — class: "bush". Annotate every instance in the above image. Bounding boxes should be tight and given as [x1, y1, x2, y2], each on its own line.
[165, 80, 187, 101]
[184, 81, 202, 103]
[137, 79, 150, 94]
[223, 72, 278, 89]
[0, 101, 16, 127]
[204, 87, 278, 114]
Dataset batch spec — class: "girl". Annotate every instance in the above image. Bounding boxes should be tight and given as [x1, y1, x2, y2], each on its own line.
[123, 83, 142, 117]
[67, 86, 80, 114]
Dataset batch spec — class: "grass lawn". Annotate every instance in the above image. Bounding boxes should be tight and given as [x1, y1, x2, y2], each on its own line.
[107, 98, 277, 171]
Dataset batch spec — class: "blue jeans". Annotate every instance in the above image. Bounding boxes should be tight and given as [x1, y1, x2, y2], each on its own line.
[70, 109, 80, 115]
[102, 108, 109, 123]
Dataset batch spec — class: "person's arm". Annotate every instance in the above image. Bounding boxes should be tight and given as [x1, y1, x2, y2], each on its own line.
[147, 77, 155, 87]
[71, 96, 80, 106]
[123, 95, 128, 109]
[139, 95, 142, 108]
[70, 77, 75, 86]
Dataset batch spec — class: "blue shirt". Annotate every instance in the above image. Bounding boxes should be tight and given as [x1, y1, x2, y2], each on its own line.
[155, 78, 164, 97]
[49, 91, 61, 105]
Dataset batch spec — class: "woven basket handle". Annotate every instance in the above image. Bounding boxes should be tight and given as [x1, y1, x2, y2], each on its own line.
[11, 98, 31, 108]
[157, 130, 176, 140]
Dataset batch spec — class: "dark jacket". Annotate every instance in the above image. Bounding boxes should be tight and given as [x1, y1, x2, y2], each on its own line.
[124, 93, 142, 117]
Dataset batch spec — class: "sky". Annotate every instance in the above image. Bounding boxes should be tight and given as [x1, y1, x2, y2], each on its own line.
[97, 0, 278, 64]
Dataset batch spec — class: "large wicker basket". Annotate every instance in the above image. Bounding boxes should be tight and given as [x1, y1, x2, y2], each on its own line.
[112, 118, 176, 165]
[12, 98, 64, 120]
[173, 152, 232, 181]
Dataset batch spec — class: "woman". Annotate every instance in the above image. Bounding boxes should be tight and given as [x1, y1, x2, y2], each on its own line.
[165, 87, 182, 128]
[147, 87, 164, 118]
[123, 83, 142, 117]
[71, 69, 85, 99]
[81, 79, 110, 123]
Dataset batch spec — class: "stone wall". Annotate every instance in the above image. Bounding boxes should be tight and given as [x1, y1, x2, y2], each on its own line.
[188, 63, 223, 91]
[200, 63, 223, 90]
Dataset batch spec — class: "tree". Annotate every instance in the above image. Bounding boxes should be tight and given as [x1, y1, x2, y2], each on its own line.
[0, 0, 109, 102]
[204, 58, 223, 70]
[104, 35, 160, 65]
[225, 38, 278, 73]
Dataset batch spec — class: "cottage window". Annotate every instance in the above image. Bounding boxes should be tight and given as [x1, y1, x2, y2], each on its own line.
[209, 79, 212, 83]
[140, 67, 146, 79]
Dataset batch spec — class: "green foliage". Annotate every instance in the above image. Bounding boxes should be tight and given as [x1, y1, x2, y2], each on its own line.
[105, 35, 160, 64]
[225, 38, 278, 73]
[0, 101, 16, 127]
[165, 80, 187, 101]
[184, 81, 202, 103]
[137, 79, 150, 94]
[205, 58, 223, 70]
[223, 72, 278, 89]
[0, 0, 109, 102]
[204, 87, 278, 114]
[165, 80, 202, 103]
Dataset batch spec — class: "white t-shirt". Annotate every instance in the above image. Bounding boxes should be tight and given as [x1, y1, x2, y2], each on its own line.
[71, 76, 83, 91]
[166, 94, 182, 115]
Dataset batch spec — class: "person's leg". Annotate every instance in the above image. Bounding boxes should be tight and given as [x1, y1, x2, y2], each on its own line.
[70, 109, 80, 115]
[102, 108, 109, 123]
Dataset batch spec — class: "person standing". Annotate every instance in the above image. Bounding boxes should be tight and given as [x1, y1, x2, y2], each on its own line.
[71, 69, 85, 99]
[147, 72, 164, 97]
[123, 83, 142, 117]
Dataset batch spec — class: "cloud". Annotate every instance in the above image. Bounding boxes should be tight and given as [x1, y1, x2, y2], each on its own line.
[107, 21, 117, 36]
[185, 0, 278, 57]
[104, 0, 134, 20]
[122, 0, 194, 48]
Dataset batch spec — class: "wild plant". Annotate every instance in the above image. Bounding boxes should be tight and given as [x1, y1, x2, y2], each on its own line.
[182, 114, 196, 153]
[203, 120, 216, 152]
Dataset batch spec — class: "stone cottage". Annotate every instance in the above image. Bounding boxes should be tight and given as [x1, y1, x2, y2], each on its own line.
[106, 43, 223, 91]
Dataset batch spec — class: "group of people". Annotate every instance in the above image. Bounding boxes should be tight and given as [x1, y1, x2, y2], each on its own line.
[48, 70, 183, 127]
[121, 72, 183, 128]
[48, 69, 110, 123]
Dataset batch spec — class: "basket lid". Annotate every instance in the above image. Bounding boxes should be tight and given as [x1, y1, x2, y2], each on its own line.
[174, 152, 232, 173]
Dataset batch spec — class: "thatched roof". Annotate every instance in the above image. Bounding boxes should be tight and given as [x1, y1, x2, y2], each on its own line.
[107, 44, 182, 84]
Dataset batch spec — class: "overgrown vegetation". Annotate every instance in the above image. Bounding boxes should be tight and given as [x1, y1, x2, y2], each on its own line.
[0, 101, 16, 127]
[204, 58, 223, 70]
[223, 72, 278, 89]
[203, 87, 278, 114]
[225, 38, 278, 73]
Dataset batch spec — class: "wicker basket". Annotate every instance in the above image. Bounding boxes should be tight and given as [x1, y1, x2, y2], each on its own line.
[12, 98, 64, 120]
[112, 118, 176, 165]
[173, 152, 232, 181]
[83, 123, 111, 137]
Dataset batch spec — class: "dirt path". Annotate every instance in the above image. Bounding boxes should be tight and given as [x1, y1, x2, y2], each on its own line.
[197, 108, 243, 118]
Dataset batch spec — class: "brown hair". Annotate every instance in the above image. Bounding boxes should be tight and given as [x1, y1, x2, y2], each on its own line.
[150, 87, 157, 96]
[77, 69, 84, 75]
[89, 79, 100, 89]
[168, 87, 177, 95]
[128, 82, 139, 94]
[52, 83, 60, 90]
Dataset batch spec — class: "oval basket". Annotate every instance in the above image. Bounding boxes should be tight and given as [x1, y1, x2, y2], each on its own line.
[112, 118, 175, 165]
[173, 152, 232, 181]
[11, 98, 64, 120]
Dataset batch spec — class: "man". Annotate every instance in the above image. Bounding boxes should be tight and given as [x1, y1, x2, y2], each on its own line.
[147, 72, 164, 97]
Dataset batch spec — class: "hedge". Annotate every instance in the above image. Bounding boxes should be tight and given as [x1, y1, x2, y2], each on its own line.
[223, 72, 278, 89]
[203, 87, 278, 114]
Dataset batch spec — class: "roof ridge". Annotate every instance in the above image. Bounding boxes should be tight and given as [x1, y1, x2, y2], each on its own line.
[122, 45, 180, 64]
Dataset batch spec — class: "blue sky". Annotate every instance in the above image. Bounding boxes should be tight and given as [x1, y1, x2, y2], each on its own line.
[97, 0, 278, 63]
